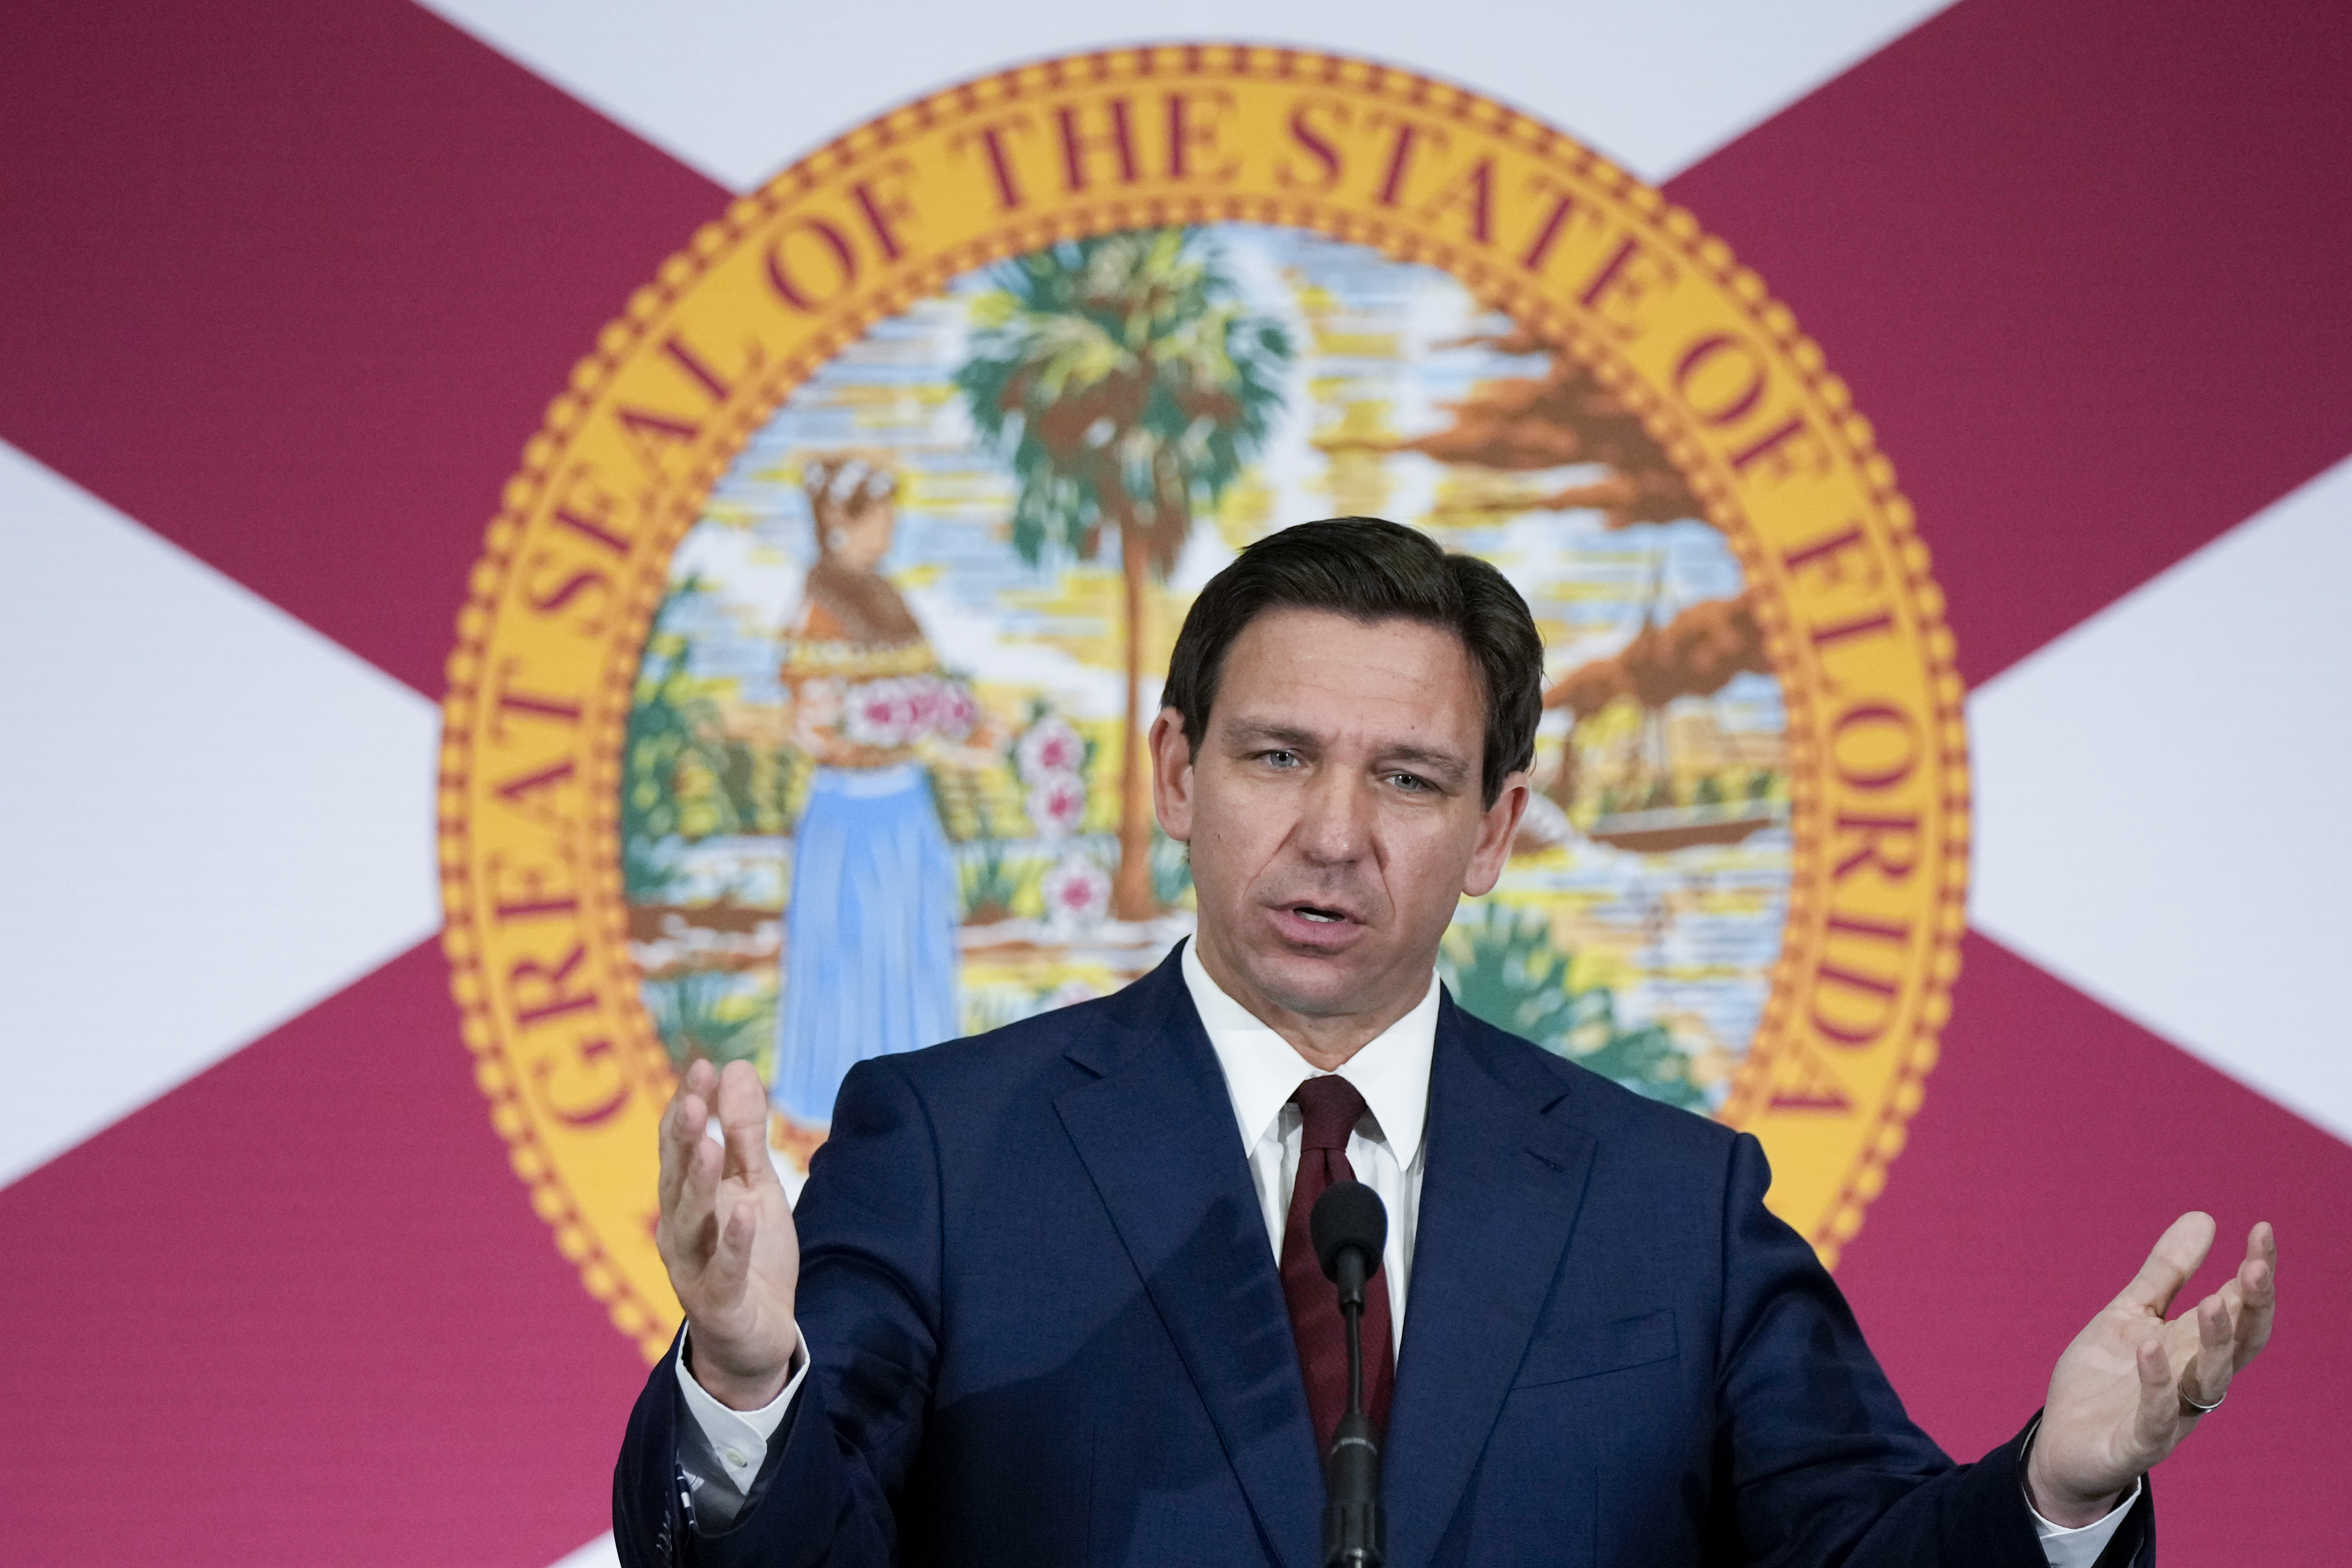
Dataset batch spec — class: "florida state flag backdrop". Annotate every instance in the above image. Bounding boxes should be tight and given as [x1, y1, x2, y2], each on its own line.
[3, 1, 2346, 1563]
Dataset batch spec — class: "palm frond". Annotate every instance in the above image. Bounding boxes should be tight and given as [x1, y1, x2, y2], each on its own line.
[954, 227, 1292, 575]
[1440, 903, 1706, 1111]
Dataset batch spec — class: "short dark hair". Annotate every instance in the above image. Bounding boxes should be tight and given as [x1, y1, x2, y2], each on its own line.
[1163, 518, 1543, 806]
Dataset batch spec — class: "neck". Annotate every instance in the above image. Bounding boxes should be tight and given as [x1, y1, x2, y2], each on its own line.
[1190, 928, 1431, 1073]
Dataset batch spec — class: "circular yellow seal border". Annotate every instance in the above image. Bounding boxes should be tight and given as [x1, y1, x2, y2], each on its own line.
[438, 44, 1967, 1360]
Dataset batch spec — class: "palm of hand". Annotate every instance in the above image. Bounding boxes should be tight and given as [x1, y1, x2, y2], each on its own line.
[683, 1135, 799, 1366]
[656, 1058, 804, 1406]
[2029, 1212, 2277, 1524]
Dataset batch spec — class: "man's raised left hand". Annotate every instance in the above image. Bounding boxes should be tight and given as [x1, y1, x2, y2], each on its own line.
[2027, 1213, 2277, 1526]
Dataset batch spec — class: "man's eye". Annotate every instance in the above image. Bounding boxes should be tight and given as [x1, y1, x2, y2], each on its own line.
[1389, 773, 1430, 792]
[1263, 750, 1299, 769]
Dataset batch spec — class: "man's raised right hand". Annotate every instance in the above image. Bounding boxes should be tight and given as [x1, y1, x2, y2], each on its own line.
[657, 1057, 802, 1409]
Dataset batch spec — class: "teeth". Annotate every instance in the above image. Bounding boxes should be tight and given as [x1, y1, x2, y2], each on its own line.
[1298, 908, 1339, 923]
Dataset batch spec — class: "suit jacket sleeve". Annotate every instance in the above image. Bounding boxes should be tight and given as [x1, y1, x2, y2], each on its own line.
[614, 1055, 944, 1568]
[1712, 1131, 2153, 1567]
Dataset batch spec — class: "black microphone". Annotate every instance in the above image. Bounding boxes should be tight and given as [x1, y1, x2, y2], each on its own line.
[1309, 1180, 1387, 1568]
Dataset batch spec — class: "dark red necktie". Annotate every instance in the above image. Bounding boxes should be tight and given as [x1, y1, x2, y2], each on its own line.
[1280, 1074, 1395, 1454]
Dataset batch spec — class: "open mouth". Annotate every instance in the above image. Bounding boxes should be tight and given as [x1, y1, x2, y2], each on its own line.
[1292, 904, 1349, 925]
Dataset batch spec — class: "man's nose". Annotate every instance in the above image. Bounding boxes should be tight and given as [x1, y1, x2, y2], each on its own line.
[1292, 769, 1369, 864]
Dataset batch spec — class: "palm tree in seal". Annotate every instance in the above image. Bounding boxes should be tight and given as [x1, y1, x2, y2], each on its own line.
[957, 228, 1292, 922]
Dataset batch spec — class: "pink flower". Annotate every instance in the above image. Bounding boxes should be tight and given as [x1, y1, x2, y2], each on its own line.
[1039, 854, 1111, 926]
[1016, 717, 1085, 781]
[843, 677, 916, 746]
[933, 683, 978, 740]
[837, 674, 980, 747]
[1026, 770, 1087, 839]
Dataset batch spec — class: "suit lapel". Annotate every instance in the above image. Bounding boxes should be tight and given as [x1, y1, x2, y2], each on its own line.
[1055, 952, 1323, 1568]
[1382, 995, 1597, 1568]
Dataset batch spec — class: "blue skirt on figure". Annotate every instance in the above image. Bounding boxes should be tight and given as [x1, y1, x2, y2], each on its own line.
[771, 762, 960, 1125]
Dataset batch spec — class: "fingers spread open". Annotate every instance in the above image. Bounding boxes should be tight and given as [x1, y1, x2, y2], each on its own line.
[2114, 1210, 2217, 1316]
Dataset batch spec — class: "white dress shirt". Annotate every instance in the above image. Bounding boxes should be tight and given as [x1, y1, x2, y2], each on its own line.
[675, 946, 2134, 1563]
[1181, 939, 1433, 1349]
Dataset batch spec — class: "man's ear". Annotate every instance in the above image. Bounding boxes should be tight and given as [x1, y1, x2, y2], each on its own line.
[1462, 773, 1530, 897]
[1149, 708, 1195, 843]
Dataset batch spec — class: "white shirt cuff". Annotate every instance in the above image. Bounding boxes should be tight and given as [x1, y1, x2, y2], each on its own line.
[2030, 1475, 2140, 1568]
[673, 1325, 808, 1495]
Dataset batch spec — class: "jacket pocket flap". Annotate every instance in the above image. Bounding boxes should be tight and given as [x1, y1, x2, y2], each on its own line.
[1511, 1310, 1678, 1389]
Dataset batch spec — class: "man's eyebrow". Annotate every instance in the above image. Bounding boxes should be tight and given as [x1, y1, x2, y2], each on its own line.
[1222, 720, 1322, 750]
[1378, 743, 1472, 785]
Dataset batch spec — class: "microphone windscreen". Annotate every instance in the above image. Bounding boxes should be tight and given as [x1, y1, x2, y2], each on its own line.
[1310, 1179, 1388, 1283]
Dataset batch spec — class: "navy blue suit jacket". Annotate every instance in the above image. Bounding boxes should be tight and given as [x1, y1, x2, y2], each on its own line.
[616, 947, 2152, 1566]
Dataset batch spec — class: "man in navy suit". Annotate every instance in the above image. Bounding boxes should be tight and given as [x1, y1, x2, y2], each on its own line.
[617, 519, 2276, 1567]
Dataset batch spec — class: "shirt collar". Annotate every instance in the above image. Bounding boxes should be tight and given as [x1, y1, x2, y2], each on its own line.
[1180, 938, 1437, 1167]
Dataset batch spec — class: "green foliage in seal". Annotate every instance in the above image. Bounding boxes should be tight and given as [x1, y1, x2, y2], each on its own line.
[955, 228, 1293, 575]
[1440, 903, 1705, 1112]
[642, 970, 774, 1070]
[622, 575, 805, 900]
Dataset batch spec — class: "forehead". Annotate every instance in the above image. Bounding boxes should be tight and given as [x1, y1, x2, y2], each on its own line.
[1213, 609, 1483, 741]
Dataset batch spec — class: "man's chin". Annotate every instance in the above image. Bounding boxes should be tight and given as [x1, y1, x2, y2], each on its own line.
[1238, 947, 1394, 1021]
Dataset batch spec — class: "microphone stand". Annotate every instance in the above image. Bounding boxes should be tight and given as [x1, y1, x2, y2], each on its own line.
[1323, 1240, 1385, 1568]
